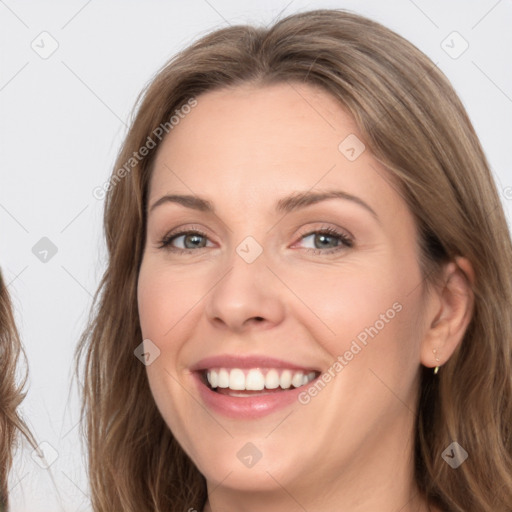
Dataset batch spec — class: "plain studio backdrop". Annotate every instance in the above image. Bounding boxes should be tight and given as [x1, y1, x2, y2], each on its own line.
[0, 0, 511, 510]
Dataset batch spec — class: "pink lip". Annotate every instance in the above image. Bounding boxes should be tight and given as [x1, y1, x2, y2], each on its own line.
[192, 372, 315, 419]
[190, 354, 320, 420]
[190, 354, 319, 372]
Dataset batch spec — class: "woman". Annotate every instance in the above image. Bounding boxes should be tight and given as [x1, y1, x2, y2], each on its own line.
[0, 270, 33, 511]
[77, 9, 512, 512]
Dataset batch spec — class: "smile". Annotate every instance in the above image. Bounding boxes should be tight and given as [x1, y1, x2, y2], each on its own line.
[205, 368, 318, 395]
[190, 355, 322, 418]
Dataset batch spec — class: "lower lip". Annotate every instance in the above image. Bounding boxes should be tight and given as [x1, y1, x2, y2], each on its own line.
[193, 372, 311, 419]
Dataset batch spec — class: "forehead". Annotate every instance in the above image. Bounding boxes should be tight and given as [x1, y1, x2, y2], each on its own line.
[154, 82, 355, 166]
[148, 82, 405, 223]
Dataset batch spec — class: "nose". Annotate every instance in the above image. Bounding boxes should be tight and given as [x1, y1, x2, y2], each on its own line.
[204, 245, 286, 333]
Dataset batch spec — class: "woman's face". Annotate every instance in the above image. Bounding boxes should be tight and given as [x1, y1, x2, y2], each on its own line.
[137, 83, 433, 502]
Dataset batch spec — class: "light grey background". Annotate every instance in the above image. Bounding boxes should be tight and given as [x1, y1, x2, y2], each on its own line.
[1, 0, 510, 510]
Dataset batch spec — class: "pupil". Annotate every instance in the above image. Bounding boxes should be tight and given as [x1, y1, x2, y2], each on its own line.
[316, 234, 337, 249]
[185, 234, 205, 249]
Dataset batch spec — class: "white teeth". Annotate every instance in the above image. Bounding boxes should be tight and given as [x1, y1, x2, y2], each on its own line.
[205, 367, 317, 391]
[265, 369, 280, 389]
[279, 370, 292, 389]
[291, 371, 304, 388]
[209, 369, 218, 388]
[229, 369, 245, 390]
[218, 368, 229, 388]
[246, 369, 265, 390]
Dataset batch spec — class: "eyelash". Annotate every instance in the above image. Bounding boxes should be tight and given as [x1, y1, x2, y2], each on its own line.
[157, 225, 353, 256]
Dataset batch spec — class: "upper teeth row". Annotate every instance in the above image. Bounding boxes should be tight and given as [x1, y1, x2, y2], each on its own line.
[206, 368, 317, 391]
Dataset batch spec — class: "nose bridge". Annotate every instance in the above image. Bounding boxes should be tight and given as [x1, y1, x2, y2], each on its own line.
[205, 234, 284, 331]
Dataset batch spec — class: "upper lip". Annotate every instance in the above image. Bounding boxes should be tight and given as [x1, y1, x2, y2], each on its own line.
[190, 354, 320, 373]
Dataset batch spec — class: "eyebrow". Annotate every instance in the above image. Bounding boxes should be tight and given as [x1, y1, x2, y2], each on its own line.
[148, 190, 378, 220]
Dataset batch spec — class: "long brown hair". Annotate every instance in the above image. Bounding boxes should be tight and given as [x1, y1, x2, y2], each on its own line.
[0, 270, 34, 510]
[76, 9, 512, 511]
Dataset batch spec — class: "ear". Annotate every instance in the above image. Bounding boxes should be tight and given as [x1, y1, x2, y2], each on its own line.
[420, 257, 475, 369]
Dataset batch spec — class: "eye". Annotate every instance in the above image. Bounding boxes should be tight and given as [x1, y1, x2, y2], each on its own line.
[158, 229, 213, 253]
[294, 226, 353, 255]
[157, 225, 354, 255]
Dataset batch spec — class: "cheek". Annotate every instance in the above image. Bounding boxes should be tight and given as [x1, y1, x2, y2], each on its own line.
[289, 261, 414, 337]
[137, 262, 200, 449]
[287, 262, 424, 441]
[137, 268, 169, 341]
[282, 252, 424, 378]
[137, 260, 202, 343]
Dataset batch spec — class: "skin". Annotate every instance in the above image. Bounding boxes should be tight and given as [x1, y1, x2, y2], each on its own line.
[137, 82, 473, 512]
